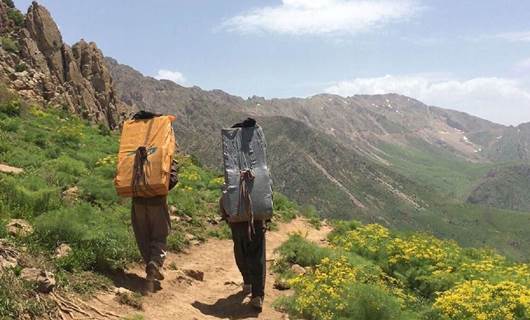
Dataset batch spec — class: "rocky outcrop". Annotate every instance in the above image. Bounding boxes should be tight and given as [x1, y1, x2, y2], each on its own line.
[0, 1, 130, 128]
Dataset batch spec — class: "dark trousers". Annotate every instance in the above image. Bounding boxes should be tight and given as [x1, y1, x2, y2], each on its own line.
[131, 196, 171, 267]
[230, 220, 266, 298]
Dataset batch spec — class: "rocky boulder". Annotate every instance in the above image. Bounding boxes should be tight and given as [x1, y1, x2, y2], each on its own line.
[54, 243, 72, 259]
[6, 219, 33, 237]
[20, 267, 56, 293]
[0, 239, 19, 270]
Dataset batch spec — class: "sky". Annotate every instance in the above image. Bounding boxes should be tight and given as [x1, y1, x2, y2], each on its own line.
[14, 0, 530, 125]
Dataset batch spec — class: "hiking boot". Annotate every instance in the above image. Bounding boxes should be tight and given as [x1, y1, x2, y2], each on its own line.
[146, 261, 164, 281]
[250, 296, 263, 312]
[242, 284, 252, 295]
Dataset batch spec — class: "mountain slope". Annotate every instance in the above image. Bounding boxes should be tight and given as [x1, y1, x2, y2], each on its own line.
[468, 164, 530, 211]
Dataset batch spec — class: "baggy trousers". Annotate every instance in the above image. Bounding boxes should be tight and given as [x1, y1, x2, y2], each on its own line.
[131, 195, 171, 267]
[230, 220, 266, 298]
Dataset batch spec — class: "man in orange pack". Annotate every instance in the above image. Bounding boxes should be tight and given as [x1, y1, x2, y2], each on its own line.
[116, 111, 178, 283]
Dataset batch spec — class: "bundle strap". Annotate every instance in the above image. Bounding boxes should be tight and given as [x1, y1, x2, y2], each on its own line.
[132, 146, 155, 197]
[238, 169, 255, 240]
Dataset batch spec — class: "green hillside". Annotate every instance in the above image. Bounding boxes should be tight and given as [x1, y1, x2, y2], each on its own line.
[468, 164, 530, 212]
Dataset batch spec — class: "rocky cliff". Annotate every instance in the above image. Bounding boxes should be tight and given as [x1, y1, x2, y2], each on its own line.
[0, 1, 129, 128]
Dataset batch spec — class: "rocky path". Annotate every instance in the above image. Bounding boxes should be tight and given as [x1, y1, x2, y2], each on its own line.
[87, 218, 331, 320]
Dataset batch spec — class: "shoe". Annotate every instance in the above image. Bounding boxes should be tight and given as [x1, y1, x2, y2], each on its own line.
[242, 284, 252, 295]
[146, 261, 164, 281]
[250, 296, 263, 312]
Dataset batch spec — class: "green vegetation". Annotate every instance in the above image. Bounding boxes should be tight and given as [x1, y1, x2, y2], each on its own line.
[467, 164, 530, 211]
[377, 140, 492, 202]
[0, 36, 18, 53]
[275, 221, 530, 320]
[7, 7, 24, 27]
[14, 62, 26, 73]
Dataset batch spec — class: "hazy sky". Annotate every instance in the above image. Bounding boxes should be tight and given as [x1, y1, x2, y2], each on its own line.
[14, 0, 530, 125]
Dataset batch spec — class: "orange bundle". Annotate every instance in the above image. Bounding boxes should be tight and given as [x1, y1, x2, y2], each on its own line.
[114, 116, 175, 197]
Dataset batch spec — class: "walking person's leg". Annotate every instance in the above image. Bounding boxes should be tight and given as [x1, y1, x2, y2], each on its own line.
[131, 200, 151, 266]
[146, 198, 171, 280]
[246, 221, 266, 311]
[230, 222, 252, 293]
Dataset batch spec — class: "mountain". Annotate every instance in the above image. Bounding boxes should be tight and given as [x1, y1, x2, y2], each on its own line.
[0, 1, 129, 128]
[105, 57, 508, 211]
[106, 58, 530, 260]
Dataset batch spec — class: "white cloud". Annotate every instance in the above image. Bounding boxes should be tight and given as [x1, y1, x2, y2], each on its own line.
[515, 57, 530, 70]
[325, 75, 530, 125]
[222, 0, 420, 36]
[154, 69, 187, 85]
[494, 31, 530, 42]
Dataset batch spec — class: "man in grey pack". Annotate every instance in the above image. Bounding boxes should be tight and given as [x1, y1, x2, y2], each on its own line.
[219, 118, 274, 312]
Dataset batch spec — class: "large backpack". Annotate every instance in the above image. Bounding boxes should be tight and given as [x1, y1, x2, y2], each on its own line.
[221, 119, 273, 223]
[114, 114, 176, 197]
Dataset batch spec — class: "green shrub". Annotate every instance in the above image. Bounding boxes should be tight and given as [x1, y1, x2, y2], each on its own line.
[338, 283, 404, 320]
[0, 99, 21, 116]
[0, 36, 18, 53]
[167, 230, 186, 252]
[33, 204, 139, 271]
[7, 8, 24, 27]
[14, 62, 26, 73]
[0, 176, 61, 218]
[274, 233, 334, 273]
[39, 155, 88, 186]
[0, 220, 6, 238]
[0, 117, 19, 131]
[78, 174, 119, 205]
[274, 192, 298, 222]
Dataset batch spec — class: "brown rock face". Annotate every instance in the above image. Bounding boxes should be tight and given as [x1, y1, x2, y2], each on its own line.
[25, 1, 64, 82]
[0, 1, 130, 128]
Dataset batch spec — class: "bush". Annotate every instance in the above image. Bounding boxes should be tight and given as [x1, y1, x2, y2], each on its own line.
[167, 230, 186, 252]
[273, 192, 298, 222]
[274, 234, 334, 273]
[7, 8, 24, 27]
[0, 36, 18, 53]
[14, 62, 27, 73]
[433, 280, 530, 320]
[287, 256, 408, 320]
[0, 117, 19, 131]
[34, 204, 139, 271]
[39, 155, 88, 186]
[78, 173, 119, 205]
[0, 176, 61, 218]
[0, 99, 21, 116]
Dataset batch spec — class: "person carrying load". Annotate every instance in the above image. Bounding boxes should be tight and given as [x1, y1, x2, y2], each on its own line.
[219, 118, 274, 312]
[114, 111, 178, 284]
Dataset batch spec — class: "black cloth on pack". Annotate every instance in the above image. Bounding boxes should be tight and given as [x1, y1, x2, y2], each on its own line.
[132, 110, 162, 120]
[232, 118, 257, 128]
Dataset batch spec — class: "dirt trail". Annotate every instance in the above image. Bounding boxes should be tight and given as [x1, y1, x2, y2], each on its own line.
[90, 218, 331, 320]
